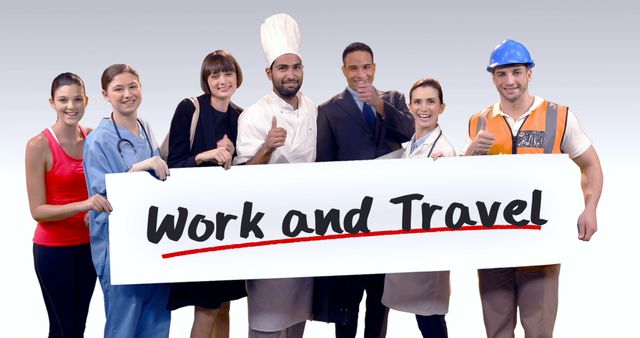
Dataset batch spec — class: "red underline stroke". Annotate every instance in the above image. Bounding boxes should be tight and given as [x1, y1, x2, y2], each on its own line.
[161, 224, 541, 259]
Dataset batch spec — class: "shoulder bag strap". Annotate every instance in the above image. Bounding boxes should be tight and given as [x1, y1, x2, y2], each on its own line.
[188, 97, 200, 151]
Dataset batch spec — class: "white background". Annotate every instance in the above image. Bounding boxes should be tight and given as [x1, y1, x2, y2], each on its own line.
[1, 0, 638, 336]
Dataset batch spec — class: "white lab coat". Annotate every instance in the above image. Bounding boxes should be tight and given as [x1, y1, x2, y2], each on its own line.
[382, 125, 455, 316]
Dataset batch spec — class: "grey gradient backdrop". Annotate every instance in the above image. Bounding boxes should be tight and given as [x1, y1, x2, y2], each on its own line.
[1, 0, 638, 336]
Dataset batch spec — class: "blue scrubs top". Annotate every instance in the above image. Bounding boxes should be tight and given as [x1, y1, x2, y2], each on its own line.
[83, 117, 159, 277]
[84, 117, 171, 338]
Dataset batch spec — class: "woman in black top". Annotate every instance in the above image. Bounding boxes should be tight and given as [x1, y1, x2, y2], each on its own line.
[166, 50, 247, 338]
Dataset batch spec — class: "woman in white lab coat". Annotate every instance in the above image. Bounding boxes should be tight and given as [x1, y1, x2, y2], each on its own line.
[382, 78, 454, 338]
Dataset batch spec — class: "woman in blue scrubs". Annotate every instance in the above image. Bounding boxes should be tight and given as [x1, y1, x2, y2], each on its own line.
[83, 64, 171, 338]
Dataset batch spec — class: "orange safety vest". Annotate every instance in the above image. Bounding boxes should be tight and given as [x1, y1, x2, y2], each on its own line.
[469, 100, 568, 155]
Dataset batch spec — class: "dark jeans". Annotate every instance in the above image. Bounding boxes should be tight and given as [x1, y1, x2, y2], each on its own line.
[34, 243, 97, 338]
[334, 274, 389, 338]
[416, 314, 448, 338]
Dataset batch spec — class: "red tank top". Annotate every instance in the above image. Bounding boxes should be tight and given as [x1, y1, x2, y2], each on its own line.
[33, 127, 90, 246]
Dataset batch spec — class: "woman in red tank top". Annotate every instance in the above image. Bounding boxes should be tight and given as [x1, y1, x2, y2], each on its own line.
[25, 73, 112, 337]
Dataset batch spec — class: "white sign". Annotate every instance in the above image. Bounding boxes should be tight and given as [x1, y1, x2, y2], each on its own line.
[106, 154, 582, 285]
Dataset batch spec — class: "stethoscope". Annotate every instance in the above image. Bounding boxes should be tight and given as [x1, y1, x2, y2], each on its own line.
[111, 112, 153, 170]
[426, 130, 443, 157]
[410, 129, 443, 157]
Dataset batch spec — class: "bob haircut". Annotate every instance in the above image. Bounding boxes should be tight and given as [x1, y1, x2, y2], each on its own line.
[200, 50, 243, 94]
[101, 64, 140, 91]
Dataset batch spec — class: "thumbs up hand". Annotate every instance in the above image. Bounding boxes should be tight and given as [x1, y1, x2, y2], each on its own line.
[480, 115, 489, 132]
[265, 116, 287, 150]
[465, 115, 495, 156]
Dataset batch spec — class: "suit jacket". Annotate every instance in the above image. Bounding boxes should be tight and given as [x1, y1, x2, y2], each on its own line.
[167, 94, 242, 168]
[313, 88, 414, 323]
[316, 88, 414, 161]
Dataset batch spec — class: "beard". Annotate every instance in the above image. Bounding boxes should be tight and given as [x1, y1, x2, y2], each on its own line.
[274, 79, 302, 98]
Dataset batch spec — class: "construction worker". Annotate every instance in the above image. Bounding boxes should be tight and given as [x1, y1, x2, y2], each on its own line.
[464, 39, 603, 338]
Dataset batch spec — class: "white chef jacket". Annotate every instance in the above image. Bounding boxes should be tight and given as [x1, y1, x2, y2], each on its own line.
[235, 90, 317, 164]
[235, 90, 316, 331]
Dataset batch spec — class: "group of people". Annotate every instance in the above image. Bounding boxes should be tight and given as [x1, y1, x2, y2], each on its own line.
[26, 12, 602, 338]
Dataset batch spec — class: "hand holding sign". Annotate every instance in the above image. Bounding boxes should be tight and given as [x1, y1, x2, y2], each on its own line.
[265, 116, 287, 150]
[217, 134, 234, 170]
[196, 146, 232, 168]
[577, 206, 598, 241]
[217, 134, 235, 155]
[85, 194, 112, 214]
[130, 156, 170, 180]
[431, 151, 445, 160]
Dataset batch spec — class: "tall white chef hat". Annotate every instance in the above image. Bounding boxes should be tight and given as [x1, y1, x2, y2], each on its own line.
[260, 13, 302, 66]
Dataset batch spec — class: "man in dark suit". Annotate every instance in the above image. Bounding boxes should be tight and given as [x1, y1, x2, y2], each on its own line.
[314, 42, 414, 338]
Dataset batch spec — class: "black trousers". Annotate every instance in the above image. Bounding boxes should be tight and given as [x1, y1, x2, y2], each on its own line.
[33, 243, 97, 338]
[334, 274, 389, 338]
[416, 314, 448, 338]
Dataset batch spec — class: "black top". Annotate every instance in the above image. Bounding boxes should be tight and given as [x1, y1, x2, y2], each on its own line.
[167, 94, 242, 168]
[165, 94, 247, 310]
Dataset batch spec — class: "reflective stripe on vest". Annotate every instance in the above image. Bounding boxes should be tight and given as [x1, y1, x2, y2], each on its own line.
[469, 100, 568, 155]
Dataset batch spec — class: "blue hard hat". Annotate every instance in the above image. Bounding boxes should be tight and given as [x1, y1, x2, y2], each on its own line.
[486, 39, 535, 72]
